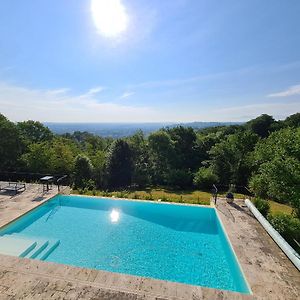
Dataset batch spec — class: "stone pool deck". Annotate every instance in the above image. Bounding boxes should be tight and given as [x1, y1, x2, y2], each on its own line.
[0, 185, 299, 299]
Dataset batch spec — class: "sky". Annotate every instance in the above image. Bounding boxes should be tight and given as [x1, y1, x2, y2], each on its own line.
[0, 0, 300, 123]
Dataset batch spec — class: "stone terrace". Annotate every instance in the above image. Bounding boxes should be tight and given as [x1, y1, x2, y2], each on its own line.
[0, 184, 299, 299]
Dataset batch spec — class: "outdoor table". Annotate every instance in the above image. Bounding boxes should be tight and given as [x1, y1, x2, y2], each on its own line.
[40, 176, 54, 192]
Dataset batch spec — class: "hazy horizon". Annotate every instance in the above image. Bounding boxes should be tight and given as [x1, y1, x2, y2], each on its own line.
[0, 0, 299, 122]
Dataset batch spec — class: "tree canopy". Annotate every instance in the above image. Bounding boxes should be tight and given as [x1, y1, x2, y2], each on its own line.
[0, 112, 299, 217]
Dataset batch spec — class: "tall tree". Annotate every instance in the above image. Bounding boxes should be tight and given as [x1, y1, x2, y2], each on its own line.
[283, 112, 300, 128]
[73, 154, 94, 189]
[250, 128, 300, 217]
[127, 131, 150, 188]
[208, 130, 259, 186]
[148, 130, 174, 185]
[0, 114, 23, 171]
[106, 139, 132, 189]
[166, 126, 199, 171]
[17, 120, 53, 144]
[246, 114, 275, 138]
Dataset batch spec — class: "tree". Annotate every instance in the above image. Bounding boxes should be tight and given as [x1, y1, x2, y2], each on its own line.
[73, 154, 94, 189]
[90, 150, 106, 188]
[17, 120, 53, 144]
[21, 138, 77, 175]
[166, 126, 199, 171]
[250, 128, 300, 217]
[21, 142, 52, 173]
[245, 114, 275, 138]
[50, 138, 77, 174]
[0, 114, 23, 171]
[193, 167, 218, 190]
[106, 139, 132, 189]
[283, 112, 300, 128]
[127, 131, 150, 188]
[208, 130, 259, 186]
[148, 131, 174, 185]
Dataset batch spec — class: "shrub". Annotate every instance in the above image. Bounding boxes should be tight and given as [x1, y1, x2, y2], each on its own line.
[167, 169, 193, 189]
[161, 195, 168, 202]
[193, 167, 218, 190]
[144, 193, 154, 201]
[268, 213, 300, 253]
[133, 193, 140, 199]
[253, 198, 270, 217]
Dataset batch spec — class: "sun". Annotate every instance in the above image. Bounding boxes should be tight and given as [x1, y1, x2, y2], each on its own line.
[91, 0, 129, 38]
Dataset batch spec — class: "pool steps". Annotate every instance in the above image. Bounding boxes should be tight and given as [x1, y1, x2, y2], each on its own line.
[0, 234, 60, 260]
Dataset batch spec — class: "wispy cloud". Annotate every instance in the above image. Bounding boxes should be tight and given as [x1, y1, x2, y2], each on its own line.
[119, 91, 135, 99]
[47, 88, 70, 95]
[84, 86, 106, 97]
[0, 82, 160, 122]
[267, 84, 300, 97]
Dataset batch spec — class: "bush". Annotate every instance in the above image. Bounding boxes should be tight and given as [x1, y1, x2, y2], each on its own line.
[193, 167, 218, 190]
[268, 213, 300, 254]
[253, 198, 270, 217]
[167, 169, 193, 189]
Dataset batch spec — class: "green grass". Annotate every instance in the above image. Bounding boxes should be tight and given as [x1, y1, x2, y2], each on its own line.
[71, 188, 211, 205]
[268, 200, 293, 216]
[250, 198, 294, 216]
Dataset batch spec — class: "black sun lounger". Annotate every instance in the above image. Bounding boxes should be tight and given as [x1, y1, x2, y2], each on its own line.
[0, 182, 26, 194]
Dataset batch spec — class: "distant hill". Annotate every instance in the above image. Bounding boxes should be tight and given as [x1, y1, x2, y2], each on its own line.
[44, 122, 242, 138]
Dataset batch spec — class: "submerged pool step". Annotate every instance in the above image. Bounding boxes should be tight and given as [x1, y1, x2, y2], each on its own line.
[0, 234, 60, 260]
[0, 235, 37, 257]
[35, 239, 60, 261]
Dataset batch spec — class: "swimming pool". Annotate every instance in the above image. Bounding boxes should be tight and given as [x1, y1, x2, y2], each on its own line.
[0, 195, 250, 294]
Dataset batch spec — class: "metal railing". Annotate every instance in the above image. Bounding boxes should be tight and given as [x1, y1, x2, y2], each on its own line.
[56, 175, 68, 192]
[212, 184, 218, 204]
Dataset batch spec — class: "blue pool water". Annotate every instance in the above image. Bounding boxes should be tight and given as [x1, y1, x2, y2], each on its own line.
[0, 195, 250, 294]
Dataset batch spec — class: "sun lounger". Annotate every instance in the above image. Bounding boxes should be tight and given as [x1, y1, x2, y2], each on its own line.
[0, 182, 26, 194]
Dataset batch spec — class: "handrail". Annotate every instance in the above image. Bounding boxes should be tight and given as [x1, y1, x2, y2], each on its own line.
[212, 184, 218, 204]
[56, 175, 68, 192]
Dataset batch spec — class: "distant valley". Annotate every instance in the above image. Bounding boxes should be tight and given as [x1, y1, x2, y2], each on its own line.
[45, 122, 242, 138]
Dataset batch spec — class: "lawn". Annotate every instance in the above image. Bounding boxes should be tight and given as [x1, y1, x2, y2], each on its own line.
[71, 188, 211, 205]
[268, 200, 293, 215]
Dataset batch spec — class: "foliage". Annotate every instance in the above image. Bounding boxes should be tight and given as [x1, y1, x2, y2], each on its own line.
[72, 188, 211, 205]
[167, 169, 193, 189]
[127, 131, 150, 188]
[0, 114, 24, 171]
[106, 139, 132, 189]
[245, 114, 275, 138]
[193, 167, 218, 190]
[208, 130, 259, 186]
[148, 130, 174, 185]
[250, 128, 300, 217]
[17, 120, 53, 144]
[1, 111, 300, 220]
[268, 213, 300, 253]
[282, 112, 300, 128]
[73, 154, 94, 189]
[253, 198, 270, 217]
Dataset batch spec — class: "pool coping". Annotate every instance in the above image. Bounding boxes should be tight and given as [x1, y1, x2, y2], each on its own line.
[215, 209, 252, 294]
[0, 193, 255, 299]
[0, 193, 58, 231]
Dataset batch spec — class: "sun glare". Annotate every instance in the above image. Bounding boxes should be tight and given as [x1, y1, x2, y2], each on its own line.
[91, 0, 129, 38]
[110, 209, 120, 223]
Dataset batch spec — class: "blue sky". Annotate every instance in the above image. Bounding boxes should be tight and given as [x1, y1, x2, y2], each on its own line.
[0, 0, 299, 122]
